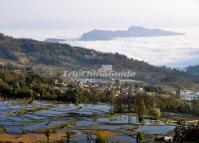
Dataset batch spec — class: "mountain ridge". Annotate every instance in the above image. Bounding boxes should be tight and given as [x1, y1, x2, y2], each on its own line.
[79, 26, 184, 41]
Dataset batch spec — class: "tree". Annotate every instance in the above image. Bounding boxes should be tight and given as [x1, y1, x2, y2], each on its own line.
[44, 129, 55, 143]
[149, 108, 161, 119]
[66, 131, 71, 143]
[107, 88, 116, 113]
[96, 131, 107, 143]
[136, 132, 144, 143]
[136, 100, 146, 122]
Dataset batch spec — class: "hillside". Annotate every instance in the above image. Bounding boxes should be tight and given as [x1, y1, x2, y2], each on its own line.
[79, 26, 183, 41]
[0, 33, 198, 89]
[0, 33, 155, 71]
[187, 65, 199, 75]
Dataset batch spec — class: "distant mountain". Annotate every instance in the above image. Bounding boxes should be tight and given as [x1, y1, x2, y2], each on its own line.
[186, 65, 199, 76]
[0, 33, 198, 89]
[79, 26, 184, 41]
[45, 38, 66, 43]
[165, 57, 199, 69]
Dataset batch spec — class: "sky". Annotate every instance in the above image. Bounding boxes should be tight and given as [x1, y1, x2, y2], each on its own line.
[0, 0, 199, 29]
[0, 0, 199, 67]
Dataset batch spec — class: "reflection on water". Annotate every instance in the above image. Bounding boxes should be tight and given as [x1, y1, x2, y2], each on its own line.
[0, 100, 174, 142]
[0, 100, 111, 133]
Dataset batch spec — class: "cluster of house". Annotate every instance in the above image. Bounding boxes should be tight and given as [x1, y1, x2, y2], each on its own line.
[54, 78, 145, 97]
[180, 90, 199, 101]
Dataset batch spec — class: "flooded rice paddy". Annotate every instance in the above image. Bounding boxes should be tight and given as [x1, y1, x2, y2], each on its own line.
[0, 100, 174, 143]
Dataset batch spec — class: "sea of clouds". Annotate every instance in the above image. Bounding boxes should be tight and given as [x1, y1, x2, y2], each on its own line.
[68, 27, 199, 68]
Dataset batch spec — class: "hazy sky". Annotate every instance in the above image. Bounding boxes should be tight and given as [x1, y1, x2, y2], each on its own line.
[0, 0, 199, 67]
[0, 0, 199, 29]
